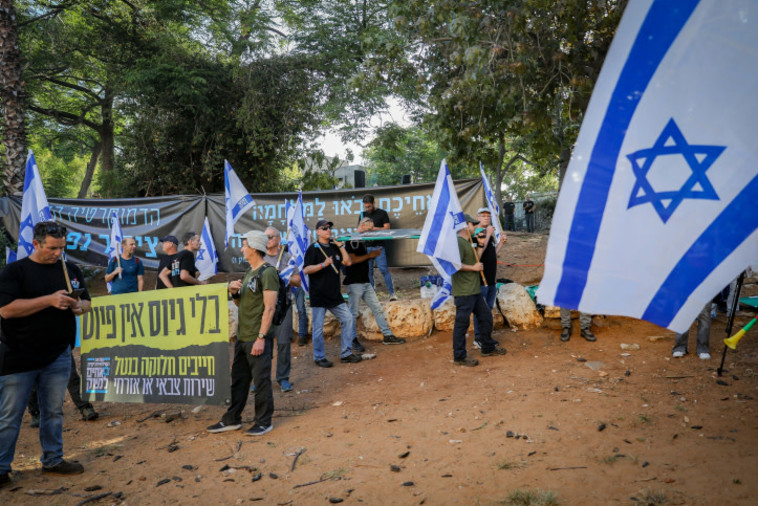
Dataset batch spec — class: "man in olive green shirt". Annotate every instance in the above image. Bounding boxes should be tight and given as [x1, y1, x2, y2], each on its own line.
[451, 215, 507, 367]
[207, 230, 279, 436]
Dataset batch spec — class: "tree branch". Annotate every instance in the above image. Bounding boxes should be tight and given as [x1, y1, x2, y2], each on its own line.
[27, 105, 100, 130]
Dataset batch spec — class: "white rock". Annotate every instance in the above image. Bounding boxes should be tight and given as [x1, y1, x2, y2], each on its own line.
[384, 299, 433, 338]
[620, 343, 641, 350]
[496, 283, 543, 330]
[228, 300, 238, 340]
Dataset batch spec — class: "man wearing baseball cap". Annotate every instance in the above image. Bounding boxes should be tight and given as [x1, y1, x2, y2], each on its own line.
[301, 219, 360, 368]
[207, 230, 278, 436]
[450, 214, 506, 366]
[473, 207, 507, 349]
[155, 236, 179, 289]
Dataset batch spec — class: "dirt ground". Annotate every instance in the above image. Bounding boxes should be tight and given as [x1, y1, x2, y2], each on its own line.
[3, 232, 757, 505]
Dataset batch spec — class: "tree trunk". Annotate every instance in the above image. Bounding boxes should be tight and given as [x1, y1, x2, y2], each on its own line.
[99, 88, 115, 175]
[77, 140, 102, 198]
[0, 0, 26, 195]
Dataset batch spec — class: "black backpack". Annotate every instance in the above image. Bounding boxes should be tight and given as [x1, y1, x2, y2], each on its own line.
[254, 263, 291, 326]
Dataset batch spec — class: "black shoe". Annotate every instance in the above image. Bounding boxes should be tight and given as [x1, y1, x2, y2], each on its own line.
[244, 424, 273, 436]
[42, 460, 84, 475]
[340, 354, 362, 364]
[352, 338, 366, 353]
[314, 358, 333, 368]
[80, 406, 99, 421]
[453, 357, 479, 367]
[581, 329, 596, 342]
[297, 335, 308, 347]
[560, 327, 571, 342]
[206, 421, 242, 433]
[0, 472, 11, 489]
[382, 334, 406, 345]
[481, 347, 507, 357]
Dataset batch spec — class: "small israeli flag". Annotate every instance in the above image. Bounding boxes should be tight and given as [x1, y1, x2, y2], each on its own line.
[480, 162, 502, 244]
[17, 150, 52, 260]
[538, 0, 758, 333]
[286, 191, 310, 292]
[106, 211, 123, 293]
[224, 160, 256, 247]
[197, 216, 218, 281]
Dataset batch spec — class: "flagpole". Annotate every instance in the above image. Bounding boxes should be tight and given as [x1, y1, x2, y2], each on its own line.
[465, 227, 487, 286]
[717, 271, 745, 376]
[61, 256, 73, 292]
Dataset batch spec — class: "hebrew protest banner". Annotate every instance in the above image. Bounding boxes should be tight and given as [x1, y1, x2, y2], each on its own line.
[80, 283, 230, 405]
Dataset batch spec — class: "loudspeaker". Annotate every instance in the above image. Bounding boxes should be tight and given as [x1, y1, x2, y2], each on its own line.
[354, 170, 366, 188]
[401, 174, 411, 185]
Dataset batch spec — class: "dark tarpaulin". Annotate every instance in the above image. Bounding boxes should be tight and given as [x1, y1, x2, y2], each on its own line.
[0, 179, 484, 271]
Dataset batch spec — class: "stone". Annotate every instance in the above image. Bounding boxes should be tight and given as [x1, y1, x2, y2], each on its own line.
[357, 306, 383, 342]
[542, 305, 562, 319]
[292, 306, 312, 335]
[620, 343, 640, 351]
[228, 301, 238, 340]
[495, 284, 543, 330]
[384, 299, 433, 338]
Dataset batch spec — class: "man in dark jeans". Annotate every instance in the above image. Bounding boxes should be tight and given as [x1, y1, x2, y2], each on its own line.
[451, 215, 507, 367]
[206, 231, 278, 436]
[503, 194, 516, 231]
[523, 193, 536, 233]
[27, 354, 98, 427]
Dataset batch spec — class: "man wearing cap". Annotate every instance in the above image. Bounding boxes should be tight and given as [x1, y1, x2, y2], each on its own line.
[451, 214, 507, 367]
[345, 218, 406, 352]
[207, 231, 278, 436]
[155, 235, 179, 289]
[473, 207, 507, 349]
[159, 232, 206, 288]
[359, 195, 397, 301]
[302, 219, 359, 367]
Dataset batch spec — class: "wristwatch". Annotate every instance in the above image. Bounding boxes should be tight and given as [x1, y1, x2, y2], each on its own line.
[257, 332, 265, 340]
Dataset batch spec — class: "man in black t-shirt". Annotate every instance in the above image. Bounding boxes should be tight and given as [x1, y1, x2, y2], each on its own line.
[358, 195, 397, 300]
[503, 194, 516, 231]
[345, 218, 406, 352]
[302, 220, 360, 368]
[155, 235, 179, 289]
[159, 232, 207, 288]
[0, 221, 92, 485]
[523, 193, 536, 233]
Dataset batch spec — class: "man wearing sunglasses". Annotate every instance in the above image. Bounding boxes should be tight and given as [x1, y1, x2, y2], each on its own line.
[0, 221, 92, 487]
[302, 220, 360, 367]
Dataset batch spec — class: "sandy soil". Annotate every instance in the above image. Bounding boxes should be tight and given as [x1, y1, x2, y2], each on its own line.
[3, 232, 757, 505]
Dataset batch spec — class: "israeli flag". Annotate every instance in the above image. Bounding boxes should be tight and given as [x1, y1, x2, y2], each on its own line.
[5, 246, 17, 265]
[17, 150, 52, 260]
[197, 216, 219, 281]
[224, 160, 256, 247]
[480, 162, 502, 244]
[538, 0, 758, 333]
[417, 160, 467, 309]
[286, 191, 310, 292]
[106, 211, 123, 293]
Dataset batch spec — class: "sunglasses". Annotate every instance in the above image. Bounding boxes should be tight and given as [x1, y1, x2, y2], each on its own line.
[319, 226, 332, 231]
[266, 234, 278, 239]
[35, 222, 67, 237]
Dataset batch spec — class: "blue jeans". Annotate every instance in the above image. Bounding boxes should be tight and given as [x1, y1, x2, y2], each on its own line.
[367, 246, 395, 296]
[474, 284, 498, 342]
[0, 347, 72, 473]
[311, 303, 355, 360]
[346, 283, 392, 339]
[673, 304, 711, 355]
[294, 287, 308, 337]
[505, 214, 515, 231]
[525, 213, 535, 232]
[453, 295, 496, 361]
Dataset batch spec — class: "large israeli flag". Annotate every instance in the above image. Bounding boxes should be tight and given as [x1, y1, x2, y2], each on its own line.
[106, 211, 123, 293]
[224, 160, 256, 247]
[537, 0, 758, 333]
[197, 216, 219, 281]
[286, 191, 310, 292]
[480, 162, 502, 244]
[417, 160, 467, 308]
[17, 151, 53, 260]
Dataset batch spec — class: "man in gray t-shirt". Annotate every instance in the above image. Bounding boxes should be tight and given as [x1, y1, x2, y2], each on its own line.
[263, 227, 301, 392]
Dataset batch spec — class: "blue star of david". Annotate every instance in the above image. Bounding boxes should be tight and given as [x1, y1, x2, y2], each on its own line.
[197, 247, 206, 261]
[626, 118, 724, 223]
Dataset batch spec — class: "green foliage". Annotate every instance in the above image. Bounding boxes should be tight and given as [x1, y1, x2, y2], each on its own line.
[31, 146, 87, 198]
[363, 123, 448, 185]
[502, 488, 559, 506]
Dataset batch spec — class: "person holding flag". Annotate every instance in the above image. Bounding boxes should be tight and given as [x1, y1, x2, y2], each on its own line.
[417, 160, 506, 366]
[286, 192, 311, 347]
[471, 208, 507, 349]
[104, 238, 144, 294]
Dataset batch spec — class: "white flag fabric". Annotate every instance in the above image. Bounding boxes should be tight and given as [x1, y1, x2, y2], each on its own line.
[537, 0, 758, 333]
[479, 162, 502, 244]
[286, 192, 310, 292]
[224, 160, 256, 247]
[17, 150, 52, 260]
[197, 216, 219, 281]
[417, 159, 467, 309]
[106, 211, 124, 293]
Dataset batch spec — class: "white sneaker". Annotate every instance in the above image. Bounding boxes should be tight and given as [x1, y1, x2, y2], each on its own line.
[698, 353, 711, 360]
[472, 340, 482, 350]
[672, 351, 685, 358]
